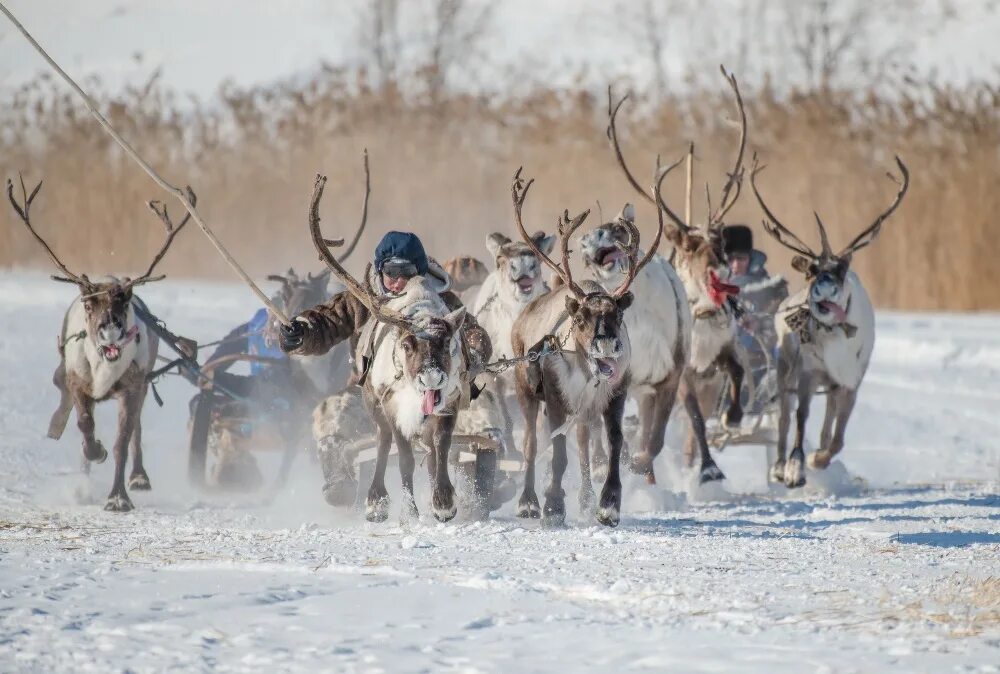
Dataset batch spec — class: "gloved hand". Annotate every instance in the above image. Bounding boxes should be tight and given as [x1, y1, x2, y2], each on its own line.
[279, 318, 307, 352]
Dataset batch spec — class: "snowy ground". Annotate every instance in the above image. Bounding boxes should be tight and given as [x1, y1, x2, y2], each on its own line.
[0, 272, 998, 673]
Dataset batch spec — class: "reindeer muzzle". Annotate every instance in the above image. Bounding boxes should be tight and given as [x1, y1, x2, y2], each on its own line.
[98, 324, 140, 362]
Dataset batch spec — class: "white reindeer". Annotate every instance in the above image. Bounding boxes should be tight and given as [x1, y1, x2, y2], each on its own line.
[749, 154, 910, 487]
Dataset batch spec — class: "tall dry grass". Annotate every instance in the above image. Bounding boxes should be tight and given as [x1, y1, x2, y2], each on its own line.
[1, 66, 998, 310]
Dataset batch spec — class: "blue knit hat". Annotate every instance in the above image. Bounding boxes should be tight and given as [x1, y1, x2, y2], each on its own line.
[374, 231, 429, 276]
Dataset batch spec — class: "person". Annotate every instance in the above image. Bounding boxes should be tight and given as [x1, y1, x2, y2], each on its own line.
[279, 231, 492, 506]
[722, 224, 789, 408]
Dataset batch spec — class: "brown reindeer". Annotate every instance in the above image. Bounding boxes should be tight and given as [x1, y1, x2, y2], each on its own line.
[509, 164, 665, 527]
[306, 171, 478, 522]
[8, 176, 195, 511]
[608, 65, 748, 477]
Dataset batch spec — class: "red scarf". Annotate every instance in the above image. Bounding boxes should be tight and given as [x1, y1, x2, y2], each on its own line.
[708, 270, 740, 307]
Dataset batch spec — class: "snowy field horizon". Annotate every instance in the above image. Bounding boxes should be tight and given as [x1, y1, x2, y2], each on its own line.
[0, 272, 997, 672]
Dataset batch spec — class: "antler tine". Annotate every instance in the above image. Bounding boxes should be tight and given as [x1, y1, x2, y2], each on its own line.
[749, 154, 818, 258]
[708, 65, 748, 228]
[128, 185, 197, 288]
[814, 212, 833, 257]
[607, 87, 691, 234]
[838, 156, 910, 257]
[336, 147, 370, 264]
[6, 174, 92, 289]
[511, 167, 585, 297]
[557, 207, 591, 297]
[613, 154, 670, 297]
[309, 170, 411, 333]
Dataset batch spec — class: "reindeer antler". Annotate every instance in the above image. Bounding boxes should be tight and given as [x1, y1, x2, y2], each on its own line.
[838, 156, 910, 257]
[6, 174, 94, 289]
[750, 154, 819, 259]
[511, 167, 589, 298]
[607, 88, 692, 235]
[612, 155, 673, 298]
[309, 155, 413, 333]
[126, 186, 197, 289]
[706, 65, 747, 230]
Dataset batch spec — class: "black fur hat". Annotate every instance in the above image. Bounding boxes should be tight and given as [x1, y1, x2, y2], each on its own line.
[722, 224, 753, 256]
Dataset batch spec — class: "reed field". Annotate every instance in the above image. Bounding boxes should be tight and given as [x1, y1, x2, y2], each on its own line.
[1, 59, 998, 311]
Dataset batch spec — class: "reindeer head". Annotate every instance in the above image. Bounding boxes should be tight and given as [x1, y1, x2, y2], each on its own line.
[6, 176, 195, 360]
[485, 230, 554, 305]
[750, 154, 909, 327]
[266, 268, 331, 345]
[607, 65, 747, 318]
[512, 166, 665, 384]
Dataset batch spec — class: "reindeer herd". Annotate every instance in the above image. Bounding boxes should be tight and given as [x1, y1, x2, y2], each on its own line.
[7, 67, 910, 525]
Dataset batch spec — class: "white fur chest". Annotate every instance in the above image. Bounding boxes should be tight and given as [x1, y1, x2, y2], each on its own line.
[63, 299, 150, 400]
[689, 311, 735, 373]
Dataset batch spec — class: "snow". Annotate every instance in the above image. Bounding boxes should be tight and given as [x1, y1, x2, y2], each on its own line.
[0, 272, 998, 673]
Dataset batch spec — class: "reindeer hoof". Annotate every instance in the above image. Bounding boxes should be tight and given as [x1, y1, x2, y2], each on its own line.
[542, 496, 566, 528]
[84, 441, 108, 464]
[517, 493, 541, 519]
[365, 496, 390, 523]
[808, 451, 832, 470]
[432, 487, 457, 523]
[322, 477, 358, 507]
[400, 497, 420, 523]
[628, 451, 654, 476]
[699, 462, 726, 484]
[722, 405, 744, 429]
[769, 460, 786, 483]
[104, 493, 134, 512]
[784, 449, 806, 488]
[128, 472, 151, 491]
[596, 505, 620, 528]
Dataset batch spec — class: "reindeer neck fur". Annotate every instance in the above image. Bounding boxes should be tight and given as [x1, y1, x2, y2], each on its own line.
[672, 253, 737, 373]
[777, 272, 875, 390]
[63, 295, 154, 400]
[590, 254, 689, 387]
[366, 278, 464, 440]
[514, 286, 631, 415]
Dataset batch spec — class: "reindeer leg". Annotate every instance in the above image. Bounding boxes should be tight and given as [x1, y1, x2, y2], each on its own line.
[430, 413, 458, 522]
[770, 351, 795, 483]
[681, 372, 725, 484]
[576, 422, 595, 514]
[589, 417, 609, 482]
[817, 385, 838, 460]
[785, 374, 813, 488]
[810, 386, 857, 469]
[127, 387, 151, 490]
[596, 387, 627, 527]
[366, 413, 392, 523]
[105, 385, 141, 512]
[540, 380, 570, 527]
[627, 391, 658, 481]
[515, 371, 541, 519]
[69, 382, 106, 470]
[719, 348, 745, 429]
[394, 430, 419, 521]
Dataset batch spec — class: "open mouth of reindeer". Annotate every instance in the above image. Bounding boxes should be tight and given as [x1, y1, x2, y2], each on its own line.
[421, 388, 443, 416]
[593, 357, 620, 381]
[512, 274, 537, 295]
[814, 300, 848, 323]
[97, 325, 139, 362]
[594, 246, 624, 271]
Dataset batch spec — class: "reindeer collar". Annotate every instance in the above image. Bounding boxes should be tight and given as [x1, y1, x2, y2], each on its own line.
[98, 324, 141, 362]
[786, 301, 856, 344]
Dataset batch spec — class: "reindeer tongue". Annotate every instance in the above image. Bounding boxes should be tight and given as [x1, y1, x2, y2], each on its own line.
[596, 358, 619, 382]
[819, 300, 848, 323]
[422, 389, 438, 416]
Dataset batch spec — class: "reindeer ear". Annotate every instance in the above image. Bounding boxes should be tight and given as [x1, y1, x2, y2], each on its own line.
[791, 256, 812, 274]
[616, 292, 634, 312]
[532, 232, 556, 255]
[486, 233, 510, 262]
[616, 203, 635, 224]
[565, 296, 581, 316]
[444, 307, 466, 333]
[666, 228, 685, 247]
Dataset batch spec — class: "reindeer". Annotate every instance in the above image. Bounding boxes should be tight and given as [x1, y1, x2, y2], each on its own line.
[7, 176, 194, 511]
[608, 66, 748, 478]
[307, 173, 475, 523]
[750, 154, 909, 487]
[471, 230, 555, 457]
[509, 165, 666, 527]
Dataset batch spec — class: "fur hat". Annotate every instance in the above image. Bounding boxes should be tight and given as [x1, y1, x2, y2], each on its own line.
[722, 224, 753, 256]
[374, 231, 429, 276]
